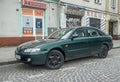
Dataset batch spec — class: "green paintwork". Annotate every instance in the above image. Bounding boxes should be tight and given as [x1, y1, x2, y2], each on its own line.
[15, 27, 113, 65]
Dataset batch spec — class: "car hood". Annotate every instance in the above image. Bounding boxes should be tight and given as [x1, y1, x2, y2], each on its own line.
[18, 39, 56, 49]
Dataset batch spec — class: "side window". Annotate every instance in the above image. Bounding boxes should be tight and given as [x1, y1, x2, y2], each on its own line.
[87, 29, 100, 37]
[72, 29, 86, 38]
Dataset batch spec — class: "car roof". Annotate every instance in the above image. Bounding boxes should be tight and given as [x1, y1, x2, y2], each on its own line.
[76, 26, 97, 29]
[60, 26, 101, 31]
[75, 26, 106, 35]
[65, 26, 99, 30]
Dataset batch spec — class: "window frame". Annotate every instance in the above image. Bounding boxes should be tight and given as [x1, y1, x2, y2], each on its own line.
[111, 0, 116, 9]
[70, 28, 87, 39]
[94, 0, 102, 5]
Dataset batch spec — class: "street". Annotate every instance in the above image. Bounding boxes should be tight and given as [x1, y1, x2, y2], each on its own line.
[0, 48, 120, 82]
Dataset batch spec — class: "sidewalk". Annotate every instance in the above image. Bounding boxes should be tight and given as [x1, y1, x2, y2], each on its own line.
[0, 40, 120, 65]
[0, 47, 18, 65]
[113, 40, 120, 48]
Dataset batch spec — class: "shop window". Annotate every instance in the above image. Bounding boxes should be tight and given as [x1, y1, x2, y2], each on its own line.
[22, 16, 33, 36]
[66, 15, 81, 28]
[22, 8, 33, 16]
[90, 18, 101, 29]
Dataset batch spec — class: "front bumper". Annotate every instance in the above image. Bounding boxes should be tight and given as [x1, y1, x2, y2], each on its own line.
[15, 52, 47, 65]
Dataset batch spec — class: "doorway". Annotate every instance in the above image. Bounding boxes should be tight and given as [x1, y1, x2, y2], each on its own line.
[35, 17, 44, 40]
[109, 22, 113, 36]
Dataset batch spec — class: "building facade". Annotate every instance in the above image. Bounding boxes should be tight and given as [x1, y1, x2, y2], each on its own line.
[0, 0, 120, 46]
[60, 0, 106, 33]
[105, 0, 119, 39]
[0, 0, 58, 46]
[59, 0, 120, 39]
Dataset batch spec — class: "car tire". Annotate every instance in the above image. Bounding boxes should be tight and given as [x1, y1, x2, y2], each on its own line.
[45, 50, 64, 69]
[98, 45, 108, 58]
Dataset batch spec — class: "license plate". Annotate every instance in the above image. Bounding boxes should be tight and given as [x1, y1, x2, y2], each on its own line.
[15, 55, 21, 59]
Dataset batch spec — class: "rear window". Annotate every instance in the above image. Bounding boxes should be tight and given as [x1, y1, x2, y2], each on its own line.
[87, 28, 100, 37]
[97, 30, 106, 36]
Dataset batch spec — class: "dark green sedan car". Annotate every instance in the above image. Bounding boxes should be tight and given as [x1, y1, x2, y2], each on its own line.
[15, 26, 113, 69]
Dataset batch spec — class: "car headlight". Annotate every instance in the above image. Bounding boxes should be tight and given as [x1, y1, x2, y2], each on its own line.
[24, 48, 40, 53]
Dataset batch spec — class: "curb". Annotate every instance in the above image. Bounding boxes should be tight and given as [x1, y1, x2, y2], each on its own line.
[112, 47, 120, 49]
[0, 60, 20, 66]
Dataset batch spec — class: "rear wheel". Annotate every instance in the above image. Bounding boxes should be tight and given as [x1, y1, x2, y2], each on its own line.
[98, 45, 108, 58]
[45, 50, 64, 69]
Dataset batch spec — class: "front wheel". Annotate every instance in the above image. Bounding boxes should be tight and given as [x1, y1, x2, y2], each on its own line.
[98, 45, 108, 58]
[45, 50, 64, 69]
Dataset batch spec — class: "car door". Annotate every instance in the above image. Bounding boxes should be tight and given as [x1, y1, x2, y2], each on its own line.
[66, 28, 90, 59]
[86, 28, 102, 55]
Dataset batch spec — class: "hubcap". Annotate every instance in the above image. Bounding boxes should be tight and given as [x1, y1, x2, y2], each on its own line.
[102, 47, 108, 57]
[48, 54, 62, 67]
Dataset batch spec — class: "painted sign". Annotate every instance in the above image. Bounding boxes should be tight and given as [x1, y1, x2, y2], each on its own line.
[34, 10, 44, 16]
[86, 11, 105, 19]
[22, 8, 33, 16]
[22, 0, 47, 9]
[66, 5, 85, 16]
[23, 27, 33, 36]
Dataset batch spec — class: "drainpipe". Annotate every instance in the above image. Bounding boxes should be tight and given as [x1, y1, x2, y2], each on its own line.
[57, 0, 61, 29]
[18, 1, 23, 37]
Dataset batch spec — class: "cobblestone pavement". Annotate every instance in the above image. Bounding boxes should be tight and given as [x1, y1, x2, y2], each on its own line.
[0, 48, 120, 82]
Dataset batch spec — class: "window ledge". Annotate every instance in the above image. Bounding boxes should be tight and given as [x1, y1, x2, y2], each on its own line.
[95, 2, 101, 5]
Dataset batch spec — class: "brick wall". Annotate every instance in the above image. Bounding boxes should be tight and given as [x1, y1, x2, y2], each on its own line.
[0, 37, 35, 47]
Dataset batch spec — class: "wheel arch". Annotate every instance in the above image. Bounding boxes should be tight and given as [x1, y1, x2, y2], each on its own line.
[103, 43, 109, 50]
[49, 47, 66, 60]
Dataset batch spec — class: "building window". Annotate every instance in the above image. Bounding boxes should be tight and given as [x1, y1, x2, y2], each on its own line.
[66, 15, 82, 28]
[111, 0, 116, 9]
[95, 0, 102, 4]
[90, 18, 101, 29]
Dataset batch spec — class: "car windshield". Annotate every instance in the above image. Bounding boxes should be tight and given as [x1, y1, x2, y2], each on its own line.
[48, 28, 74, 39]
